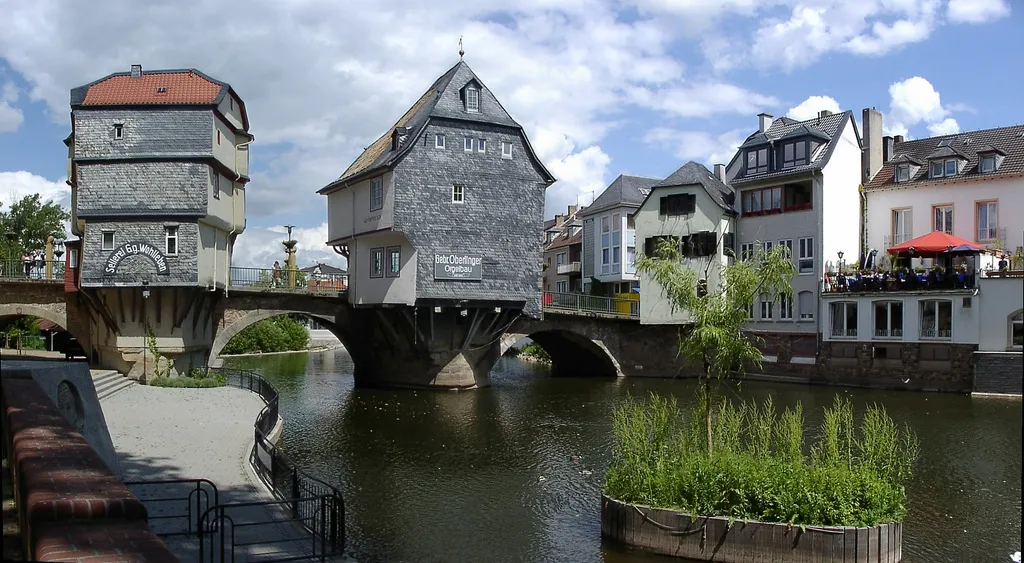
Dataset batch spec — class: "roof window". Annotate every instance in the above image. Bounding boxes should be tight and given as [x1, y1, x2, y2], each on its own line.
[465, 87, 479, 113]
[156, 87, 167, 94]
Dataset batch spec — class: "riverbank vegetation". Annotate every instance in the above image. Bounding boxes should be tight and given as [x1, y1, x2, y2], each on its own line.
[605, 393, 918, 526]
[222, 316, 310, 355]
[507, 341, 550, 363]
[148, 367, 226, 388]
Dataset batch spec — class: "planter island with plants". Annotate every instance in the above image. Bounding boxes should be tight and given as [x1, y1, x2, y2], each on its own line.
[599, 239, 919, 562]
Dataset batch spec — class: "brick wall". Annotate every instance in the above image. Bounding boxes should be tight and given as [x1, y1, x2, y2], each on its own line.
[394, 119, 548, 317]
[1, 375, 177, 562]
[974, 352, 1023, 394]
[74, 108, 213, 159]
[81, 221, 198, 286]
[77, 162, 209, 217]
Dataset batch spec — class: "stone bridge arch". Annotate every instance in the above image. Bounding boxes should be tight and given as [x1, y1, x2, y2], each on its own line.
[0, 303, 68, 332]
[501, 315, 626, 379]
[209, 294, 357, 368]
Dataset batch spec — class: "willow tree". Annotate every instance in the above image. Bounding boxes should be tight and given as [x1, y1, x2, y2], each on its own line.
[635, 237, 796, 454]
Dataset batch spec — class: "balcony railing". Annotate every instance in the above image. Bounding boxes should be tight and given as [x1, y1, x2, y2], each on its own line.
[873, 328, 903, 338]
[921, 328, 952, 339]
[556, 261, 581, 275]
[0, 259, 65, 283]
[830, 327, 857, 338]
[883, 233, 913, 247]
[542, 291, 639, 320]
[823, 270, 975, 293]
[229, 267, 347, 296]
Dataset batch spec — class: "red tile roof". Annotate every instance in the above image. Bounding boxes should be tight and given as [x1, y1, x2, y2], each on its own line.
[82, 71, 223, 106]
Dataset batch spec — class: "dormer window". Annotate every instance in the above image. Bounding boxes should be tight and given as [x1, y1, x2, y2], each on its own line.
[113, 123, 123, 140]
[746, 147, 769, 174]
[465, 88, 479, 112]
[980, 155, 996, 173]
[782, 141, 807, 168]
[895, 165, 910, 183]
[435, 133, 445, 149]
[930, 158, 960, 178]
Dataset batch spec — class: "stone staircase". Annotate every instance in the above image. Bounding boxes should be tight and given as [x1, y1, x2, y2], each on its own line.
[90, 369, 135, 401]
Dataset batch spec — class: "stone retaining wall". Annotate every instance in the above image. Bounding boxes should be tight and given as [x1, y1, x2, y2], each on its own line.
[973, 352, 1023, 394]
[601, 495, 902, 562]
[1, 375, 178, 562]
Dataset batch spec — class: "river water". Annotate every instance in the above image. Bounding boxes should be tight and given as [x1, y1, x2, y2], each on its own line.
[224, 349, 1022, 563]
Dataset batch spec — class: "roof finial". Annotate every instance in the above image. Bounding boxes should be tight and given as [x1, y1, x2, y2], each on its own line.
[459, 36, 465, 60]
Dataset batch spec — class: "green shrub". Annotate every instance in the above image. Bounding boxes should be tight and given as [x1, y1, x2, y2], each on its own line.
[222, 316, 311, 355]
[604, 393, 918, 527]
[148, 375, 225, 388]
[519, 342, 550, 361]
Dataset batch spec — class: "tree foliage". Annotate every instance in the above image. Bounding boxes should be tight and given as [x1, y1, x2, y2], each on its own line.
[0, 194, 70, 258]
[0, 316, 45, 350]
[222, 315, 311, 355]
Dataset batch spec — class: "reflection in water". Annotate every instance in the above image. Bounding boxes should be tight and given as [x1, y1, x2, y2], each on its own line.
[225, 350, 1022, 563]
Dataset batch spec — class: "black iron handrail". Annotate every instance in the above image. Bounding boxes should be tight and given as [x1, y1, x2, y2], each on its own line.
[125, 478, 219, 538]
[199, 494, 341, 563]
[211, 367, 344, 557]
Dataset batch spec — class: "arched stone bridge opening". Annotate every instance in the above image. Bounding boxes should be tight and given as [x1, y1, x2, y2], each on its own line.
[500, 313, 635, 380]
[0, 281, 93, 359]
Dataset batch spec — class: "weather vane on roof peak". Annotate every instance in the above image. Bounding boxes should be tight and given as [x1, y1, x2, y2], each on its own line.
[459, 36, 465, 60]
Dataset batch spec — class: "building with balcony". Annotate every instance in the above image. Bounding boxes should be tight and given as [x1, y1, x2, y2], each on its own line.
[633, 161, 736, 325]
[724, 108, 864, 358]
[542, 228, 582, 294]
[543, 205, 583, 245]
[319, 60, 556, 315]
[862, 125, 1024, 260]
[580, 174, 660, 295]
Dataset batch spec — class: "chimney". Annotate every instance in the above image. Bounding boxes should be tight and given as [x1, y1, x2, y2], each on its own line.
[861, 107, 883, 184]
[130, 64, 142, 80]
[713, 163, 726, 183]
[818, 110, 833, 118]
[555, 214, 566, 226]
[893, 135, 904, 144]
[882, 136, 894, 162]
[567, 204, 577, 216]
[757, 113, 773, 133]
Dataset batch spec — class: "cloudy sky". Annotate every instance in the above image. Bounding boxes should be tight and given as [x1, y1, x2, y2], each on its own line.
[0, 0, 1019, 268]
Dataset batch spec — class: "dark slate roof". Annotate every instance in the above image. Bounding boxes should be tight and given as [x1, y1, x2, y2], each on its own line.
[70, 67, 249, 131]
[864, 125, 1024, 190]
[319, 61, 555, 192]
[579, 174, 661, 217]
[545, 230, 582, 252]
[730, 111, 853, 185]
[543, 218, 559, 231]
[923, 145, 970, 160]
[648, 161, 735, 213]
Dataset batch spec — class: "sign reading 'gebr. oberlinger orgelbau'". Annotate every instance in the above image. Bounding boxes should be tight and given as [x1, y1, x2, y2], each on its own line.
[433, 253, 483, 281]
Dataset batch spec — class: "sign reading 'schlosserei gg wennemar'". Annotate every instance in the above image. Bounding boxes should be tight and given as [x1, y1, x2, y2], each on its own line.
[433, 253, 483, 281]
[104, 242, 170, 275]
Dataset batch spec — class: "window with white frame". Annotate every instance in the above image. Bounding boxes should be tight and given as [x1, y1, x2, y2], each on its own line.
[891, 208, 912, 245]
[611, 214, 621, 274]
[370, 178, 383, 211]
[464, 137, 474, 152]
[760, 295, 773, 320]
[165, 226, 178, 256]
[976, 201, 998, 241]
[102, 230, 115, 251]
[778, 239, 793, 260]
[556, 280, 568, 293]
[501, 141, 513, 159]
[779, 294, 793, 320]
[933, 205, 953, 234]
[741, 242, 756, 261]
[920, 300, 952, 339]
[452, 184, 465, 203]
[213, 173, 221, 199]
[601, 216, 611, 274]
[930, 158, 960, 178]
[798, 291, 814, 320]
[763, 240, 774, 255]
[895, 164, 910, 182]
[797, 237, 813, 274]
[478, 139, 486, 153]
[873, 301, 903, 338]
[1011, 311, 1023, 348]
[386, 246, 401, 278]
[626, 247, 636, 272]
[435, 134, 446, 149]
[113, 124, 124, 140]
[465, 88, 479, 112]
[370, 248, 384, 278]
[830, 302, 858, 338]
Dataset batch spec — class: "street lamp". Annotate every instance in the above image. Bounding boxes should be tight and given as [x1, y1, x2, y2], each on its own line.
[837, 251, 844, 272]
[142, 280, 150, 378]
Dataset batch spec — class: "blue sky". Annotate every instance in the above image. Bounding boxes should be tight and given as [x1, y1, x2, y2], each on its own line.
[0, 0, 1019, 267]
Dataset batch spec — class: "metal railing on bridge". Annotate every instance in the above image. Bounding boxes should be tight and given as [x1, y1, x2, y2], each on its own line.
[0, 259, 65, 282]
[542, 291, 639, 320]
[228, 267, 347, 296]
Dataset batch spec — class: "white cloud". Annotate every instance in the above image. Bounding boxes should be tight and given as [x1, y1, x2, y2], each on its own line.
[627, 82, 779, 118]
[232, 222, 346, 270]
[786, 95, 842, 121]
[885, 76, 960, 138]
[0, 82, 24, 133]
[927, 117, 960, 136]
[0, 171, 70, 208]
[947, 0, 1010, 24]
[643, 127, 747, 166]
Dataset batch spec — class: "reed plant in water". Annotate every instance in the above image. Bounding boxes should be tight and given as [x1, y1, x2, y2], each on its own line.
[604, 393, 919, 527]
